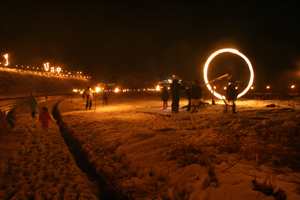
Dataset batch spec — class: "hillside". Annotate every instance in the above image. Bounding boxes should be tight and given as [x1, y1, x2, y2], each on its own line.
[0, 71, 91, 99]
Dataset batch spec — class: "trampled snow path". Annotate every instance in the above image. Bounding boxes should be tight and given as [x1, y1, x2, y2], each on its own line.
[56, 94, 300, 200]
[0, 99, 99, 199]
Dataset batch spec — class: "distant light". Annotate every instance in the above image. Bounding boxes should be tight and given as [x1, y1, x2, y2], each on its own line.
[73, 89, 78, 92]
[44, 63, 50, 71]
[291, 85, 295, 89]
[115, 88, 119, 93]
[266, 86, 270, 89]
[251, 86, 254, 90]
[235, 87, 238, 89]
[96, 87, 100, 93]
[224, 87, 227, 90]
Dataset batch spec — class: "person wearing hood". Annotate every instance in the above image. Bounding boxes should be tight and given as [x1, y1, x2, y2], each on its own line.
[29, 91, 39, 118]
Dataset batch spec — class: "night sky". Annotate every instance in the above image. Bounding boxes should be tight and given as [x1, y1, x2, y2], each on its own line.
[1, 1, 299, 86]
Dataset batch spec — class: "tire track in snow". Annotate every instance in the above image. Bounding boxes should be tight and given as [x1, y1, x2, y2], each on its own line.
[52, 101, 128, 200]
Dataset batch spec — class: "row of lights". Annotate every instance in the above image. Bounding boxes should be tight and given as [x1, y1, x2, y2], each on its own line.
[73, 86, 162, 94]
[1, 54, 91, 79]
[0, 67, 91, 79]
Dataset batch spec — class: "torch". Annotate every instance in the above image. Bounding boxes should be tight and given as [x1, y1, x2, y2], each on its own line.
[95, 87, 100, 112]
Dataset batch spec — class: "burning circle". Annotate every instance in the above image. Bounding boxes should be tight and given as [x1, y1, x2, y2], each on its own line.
[204, 48, 254, 99]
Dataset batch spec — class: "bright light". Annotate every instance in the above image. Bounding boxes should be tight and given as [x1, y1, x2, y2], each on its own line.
[44, 63, 49, 71]
[73, 89, 78, 92]
[266, 86, 270, 89]
[291, 85, 295, 89]
[224, 87, 227, 90]
[96, 87, 100, 93]
[56, 67, 61, 74]
[156, 85, 160, 91]
[4, 54, 8, 66]
[115, 88, 119, 93]
[204, 48, 254, 99]
[251, 87, 254, 90]
[50, 67, 55, 73]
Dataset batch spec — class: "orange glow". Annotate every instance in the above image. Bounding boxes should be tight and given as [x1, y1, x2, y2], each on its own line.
[266, 86, 270, 89]
[156, 85, 160, 91]
[56, 67, 62, 74]
[44, 63, 50, 71]
[204, 48, 254, 99]
[291, 85, 295, 89]
[3, 54, 8, 66]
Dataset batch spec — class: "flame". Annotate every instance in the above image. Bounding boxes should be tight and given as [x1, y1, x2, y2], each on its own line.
[156, 85, 160, 91]
[44, 63, 49, 71]
[4, 54, 8, 66]
[96, 87, 100, 93]
[56, 67, 61, 74]
[204, 48, 254, 99]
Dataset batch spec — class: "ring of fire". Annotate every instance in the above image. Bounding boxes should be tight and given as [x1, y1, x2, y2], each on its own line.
[204, 48, 254, 100]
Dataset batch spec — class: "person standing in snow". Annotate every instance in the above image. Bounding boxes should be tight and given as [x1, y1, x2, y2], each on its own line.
[161, 87, 169, 109]
[170, 79, 185, 113]
[28, 91, 39, 118]
[190, 79, 202, 113]
[185, 86, 191, 111]
[39, 107, 52, 131]
[226, 82, 237, 113]
[102, 92, 108, 105]
[85, 86, 94, 110]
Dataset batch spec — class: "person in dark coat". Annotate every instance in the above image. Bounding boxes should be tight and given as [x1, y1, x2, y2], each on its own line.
[170, 79, 185, 113]
[102, 92, 108, 105]
[161, 87, 169, 109]
[190, 80, 202, 113]
[226, 82, 237, 113]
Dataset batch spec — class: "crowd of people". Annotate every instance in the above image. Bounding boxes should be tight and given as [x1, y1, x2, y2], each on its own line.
[27, 78, 237, 131]
[161, 77, 238, 114]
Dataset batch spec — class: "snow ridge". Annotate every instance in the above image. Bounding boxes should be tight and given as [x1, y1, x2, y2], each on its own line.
[52, 101, 129, 200]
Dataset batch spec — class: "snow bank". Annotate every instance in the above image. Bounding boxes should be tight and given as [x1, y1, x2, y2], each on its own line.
[0, 71, 90, 98]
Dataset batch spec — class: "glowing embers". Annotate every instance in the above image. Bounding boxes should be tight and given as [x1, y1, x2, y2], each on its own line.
[204, 48, 254, 99]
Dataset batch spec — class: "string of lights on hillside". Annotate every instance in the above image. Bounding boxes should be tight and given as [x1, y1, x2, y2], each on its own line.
[0, 54, 91, 79]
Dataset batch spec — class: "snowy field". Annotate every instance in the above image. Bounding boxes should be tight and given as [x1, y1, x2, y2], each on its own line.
[1, 93, 300, 200]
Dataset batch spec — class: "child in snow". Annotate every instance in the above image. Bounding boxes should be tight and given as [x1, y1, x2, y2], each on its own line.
[161, 87, 169, 109]
[39, 107, 52, 131]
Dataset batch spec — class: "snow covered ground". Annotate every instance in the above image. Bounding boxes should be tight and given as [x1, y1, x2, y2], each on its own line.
[1, 92, 300, 199]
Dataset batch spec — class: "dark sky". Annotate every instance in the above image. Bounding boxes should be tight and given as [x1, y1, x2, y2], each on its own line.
[1, 1, 300, 86]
